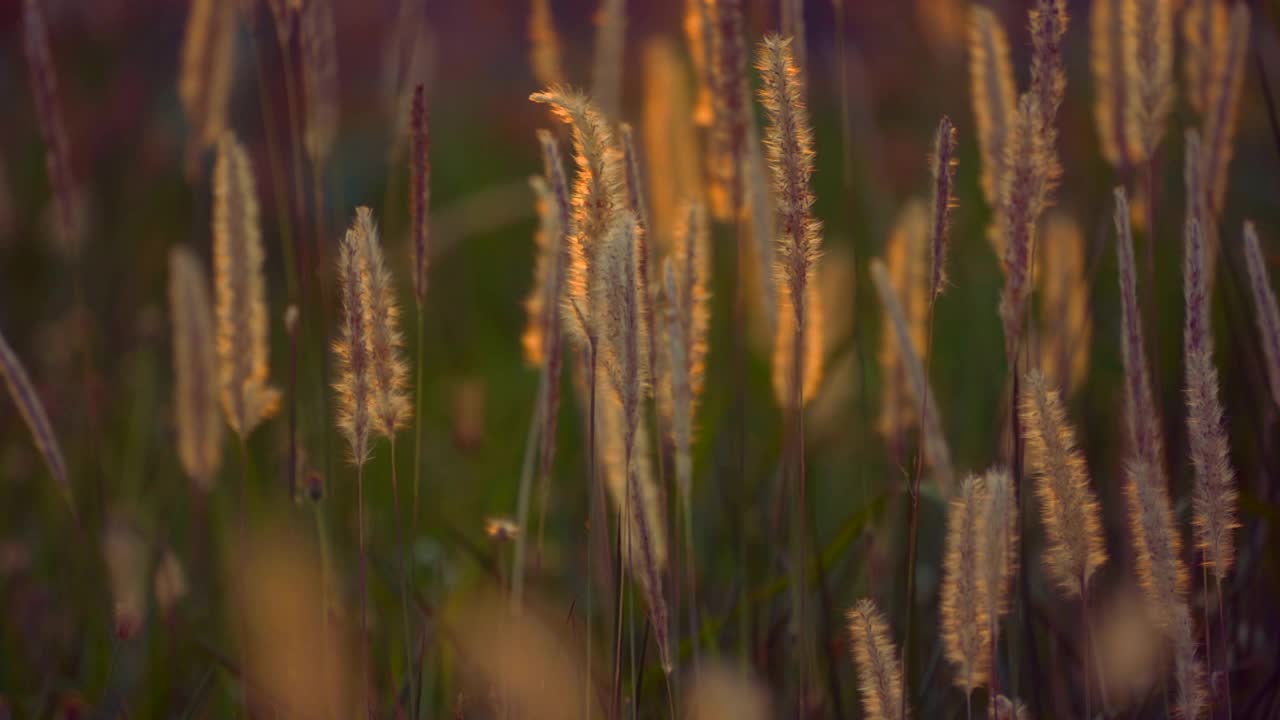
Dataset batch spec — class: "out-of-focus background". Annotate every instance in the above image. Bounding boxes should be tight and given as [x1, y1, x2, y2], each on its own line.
[1, 0, 1279, 717]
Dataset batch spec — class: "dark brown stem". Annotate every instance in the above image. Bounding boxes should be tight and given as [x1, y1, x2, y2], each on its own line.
[903, 304, 937, 720]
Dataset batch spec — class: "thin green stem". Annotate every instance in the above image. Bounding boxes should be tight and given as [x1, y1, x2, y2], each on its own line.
[390, 437, 413, 715]
[357, 461, 369, 717]
[1218, 576, 1233, 720]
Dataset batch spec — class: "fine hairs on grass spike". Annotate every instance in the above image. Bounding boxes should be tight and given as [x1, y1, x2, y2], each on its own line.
[979, 468, 1018, 625]
[871, 259, 955, 490]
[1183, 213, 1238, 581]
[940, 474, 990, 693]
[301, 0, 338, 169]
[847, 598, 906, 720]
[169, 246, 223, 492]
[213, 132, 280, 438]
[0, 326, 71, 512]
[1020, 370, 1108, 595]
[1113, 187, 1160, 463]
[997, 95, 1045, 358]
[352, 207, 411, 438]
[1121, 0, 1173, 161]
[1242, 221, 1280, 410]
[967, 6, 1016, 210]
[334, 222, 373, 466]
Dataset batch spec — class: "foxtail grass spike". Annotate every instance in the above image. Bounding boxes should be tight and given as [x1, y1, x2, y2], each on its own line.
[23, 0, 78, 251]
[179, 0, 234, 157]
[410, 83, 431, 307]
[1201, 4, 1249, 216]
[1182, 0, 1227, 118]
[169, 246, 224, 492]
[1092, 0, 1131, 167]
[928, 115, 958, 299]
[1020, 370, 1108, 596]
[968, 6, 1016, 209]
[997, 96, 1046, 358]
[1183, 213, 1237, 582]
[707, 0, 747, 220]
[1242, 221, 1280, 410]
[352, 208, 411, 438]
[979, 467, 1019, 626]
[213, 133, 281, 438]
[1113, 187, 1161, 464]
[529, 0, 565, 87]
[940, 474, 991, 693]
[847, 598, 906, 720]
[0, 327, 71, 512]
[334, 220, 373, 466]
[1121, 0, 1173, 161]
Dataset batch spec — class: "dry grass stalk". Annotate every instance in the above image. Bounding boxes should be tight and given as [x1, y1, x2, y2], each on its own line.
[871, 259, 955, 490]
[940, 474, 991, 693]
[591, 0, 626, 121]
[22, 0, 78, 251]
[350, 208, 411, 439]
[660, 202, 711, 518]
[0, 327, 71, 510]
[772, 276, 824, 410]
[1242, 221, 1280, 410]
[410, 83, 431, 307]
[334, 220, 373, 466]
[878, 201, 929, 438]
[1038, 214, 1091, 394]
[1091, 0, 1132, 167]
[529, 86, 625, 348]
[1113, 188, 1161, 463]
[213, 133, 280, 438]
[178, 0, 234, 158]
[1182, 0, 1228, 118]
[642, 38, 703, 251]
[300, 0, 339, 169]
[1183, 214, 1238, 582]
[847, 598, 906, 720]
[928, 115, 958, 299]
[1201, 4, 1249, 217]
[524, 175, 559, 366]
[758, 34, 822, 413]
[1121, 0, 1173, 161]
[620, 124, 656, 372]
[1020, 370, 1108, 595]
[967, 6, 1016, 210]
[169, 247, 224, 492]
[529, 0, 565, 88]
[707, 0, 748, 221]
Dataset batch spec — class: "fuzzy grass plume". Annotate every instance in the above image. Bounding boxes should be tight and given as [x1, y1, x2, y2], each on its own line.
[334, 220, 373, 466]
[928, 115, 958, 299]
[968, 6, 1016, 210]
[979, 468, 1018, 631]
[301, 0, 339, 169]
[1243, 221, 1280, 410]
[707, 0, 748, 220]
[351, 207, 411, 439]
[997, 96, 1047, 356]
[213, 133, 280, 438]
[940, 474, 990, 693]
[169, 246, 223, 492]
[1091, 0, 1132, 167]
[847, 598, 906, 720]
[1200, 4, 1249, 217]
[1183, 214, 1238, 581]
[1020, 370, 1107, 595]
[178, 0, 233, 160]
[0, 326, 71, 511]
[1038, 214, 1091, 394]
[1121, 0, 1173, 161]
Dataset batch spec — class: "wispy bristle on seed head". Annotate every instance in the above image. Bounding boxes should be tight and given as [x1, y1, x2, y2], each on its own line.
[0, 326, 71, 512]
[1028, 0, 1068, 142]
[997, 95, 1047, 358]
[529, 0, 565, 87]
[353, 207, 412, 439]
[1201, 4, 1249, 216]
[871, 259, 954, 491]
[213, 133, 281, 438]
[940, 474, 991, 693]
[410, 83, 431, 307]
[1183, 214, 1238, 582]
[334, 221, 372, 466]
[846, 598, 906, 720]
[530, 86, 625, 347]
[707, 0, 748, 220]
[1020, 370, 1108, 596]
[1242, 221, 1280, 410]
[1121, 0, 1173, 161]
[593, 210, 649, 437]
[1092, 0, 1132, 167]
[968, 6, 1016, 209]
[928, 115, 958, 299]
[1182, 0, 1227, 117]
[979, 467, 1019, 625]
[300, 0, 338, 169]
[169, 247, 224, 492]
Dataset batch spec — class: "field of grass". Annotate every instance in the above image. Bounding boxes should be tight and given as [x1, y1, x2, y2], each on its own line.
[1, 0, 1279, 717]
